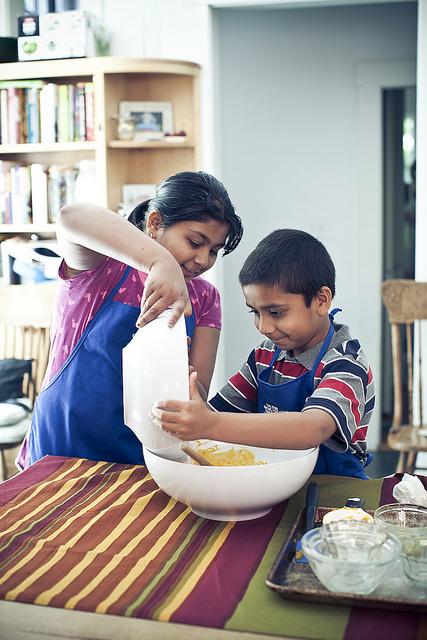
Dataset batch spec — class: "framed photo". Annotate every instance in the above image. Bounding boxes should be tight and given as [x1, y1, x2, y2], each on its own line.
[121, 183, 156, 218]
[119, 101, 173, 140]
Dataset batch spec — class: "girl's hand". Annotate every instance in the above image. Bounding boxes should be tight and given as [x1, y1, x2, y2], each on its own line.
[151, 372, 213, 440]
[137, 256, 192, 328]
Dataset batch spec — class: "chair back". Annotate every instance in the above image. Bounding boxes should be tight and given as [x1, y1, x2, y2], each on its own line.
[0, 283, 57, 404]
[382, 280, 427, 431]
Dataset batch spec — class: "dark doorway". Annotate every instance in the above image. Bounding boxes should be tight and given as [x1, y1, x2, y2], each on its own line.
[381, 87, 416, 442]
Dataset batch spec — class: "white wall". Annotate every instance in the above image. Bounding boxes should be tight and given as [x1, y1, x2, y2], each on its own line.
[214, 2, 417, 448]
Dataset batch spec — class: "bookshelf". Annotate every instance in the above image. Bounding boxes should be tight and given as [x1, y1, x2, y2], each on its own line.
[0, 56, 200, 235]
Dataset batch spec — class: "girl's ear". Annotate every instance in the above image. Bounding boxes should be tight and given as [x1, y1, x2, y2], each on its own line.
[146, 210, 163, 239]
[316, 286, 333, 316]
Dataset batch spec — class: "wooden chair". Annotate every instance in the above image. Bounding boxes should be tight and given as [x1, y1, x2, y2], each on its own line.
[0, 283, 57, 481]
[381, 279, 427, 474]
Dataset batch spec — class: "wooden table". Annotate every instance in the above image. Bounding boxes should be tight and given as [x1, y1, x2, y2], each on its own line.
[0, 456, 425, 640]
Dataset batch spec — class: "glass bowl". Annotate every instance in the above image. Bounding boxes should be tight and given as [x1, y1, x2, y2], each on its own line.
[374, 503, 427, 585]
[301, 520, 402, 595]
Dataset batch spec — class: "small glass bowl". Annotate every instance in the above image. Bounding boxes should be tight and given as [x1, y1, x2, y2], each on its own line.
[301, 520, 402, 595]
[374, 503, 427, 585]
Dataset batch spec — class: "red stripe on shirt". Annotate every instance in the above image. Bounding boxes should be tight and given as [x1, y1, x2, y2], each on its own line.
[255, 346, 275, 366]
[352, 425, 367, 443]
[274, 361, 307, 378]
[317, 377, 361, 424]
[229, 371, 258, 402]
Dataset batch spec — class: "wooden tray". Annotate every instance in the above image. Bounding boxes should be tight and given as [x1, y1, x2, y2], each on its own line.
[266, 506, 427, 612]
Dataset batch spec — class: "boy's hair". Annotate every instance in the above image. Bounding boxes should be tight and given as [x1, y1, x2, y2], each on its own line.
[238, 229, 336, 306]
[128, 171, 243, 255]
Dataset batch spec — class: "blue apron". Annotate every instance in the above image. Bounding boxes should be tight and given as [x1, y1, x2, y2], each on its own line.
[257, 309, 370, 478]
[28, 267, 195, 466]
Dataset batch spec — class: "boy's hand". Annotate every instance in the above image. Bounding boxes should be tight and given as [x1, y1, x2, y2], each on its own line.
[151, 372, 213, 440]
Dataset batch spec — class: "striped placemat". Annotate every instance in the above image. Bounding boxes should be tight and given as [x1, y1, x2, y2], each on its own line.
[0, 456, 283, 626]
[0, 456, 425, 639]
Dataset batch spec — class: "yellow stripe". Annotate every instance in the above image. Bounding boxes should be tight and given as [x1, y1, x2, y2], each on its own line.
[158, 521, 235, 621]
[39, 486, 163, 606]
[2, 468, 147, 597]
[94, 506, 191, 614]
[0, 458, 86, 523]
[0, 459, 104, 538]
[64, 497, 180, 609]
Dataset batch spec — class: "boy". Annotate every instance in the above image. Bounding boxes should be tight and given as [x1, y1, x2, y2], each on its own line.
[153, 229, 374, 478]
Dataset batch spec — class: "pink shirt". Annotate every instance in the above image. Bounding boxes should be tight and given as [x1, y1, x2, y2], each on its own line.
[45, 257, 222, 384]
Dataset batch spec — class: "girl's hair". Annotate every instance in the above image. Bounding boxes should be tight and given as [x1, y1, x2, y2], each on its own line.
[127, 171, 243, 255]
[239, 229, 336, 306]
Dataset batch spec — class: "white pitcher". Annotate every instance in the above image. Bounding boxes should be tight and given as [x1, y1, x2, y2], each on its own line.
[123, 311, 189, 454]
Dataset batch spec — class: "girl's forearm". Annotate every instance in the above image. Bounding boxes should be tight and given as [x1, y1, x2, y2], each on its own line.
[58, 203, 177, 272]
[205, 409, 336, 450]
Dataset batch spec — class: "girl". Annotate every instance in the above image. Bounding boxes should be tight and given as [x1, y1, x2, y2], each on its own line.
[17, 171, 243, 468]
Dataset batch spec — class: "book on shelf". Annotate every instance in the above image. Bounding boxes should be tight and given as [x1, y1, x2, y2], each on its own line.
[7, 87, 20, 144]
[30, 164, 48, 225]
[48, 165, 76, 222]
[84, 82, 95, 141]
[57, 84, 69, 143]
[75, 82, 86, 142]
[9, 165, 31, 224]
[0, 80, 96, 145]
[0, 89, 8, 145]
[0, 159, 80, 226]
[0, 161, 13, 224]
[26, 87, 40, 143]
[40, 83, 57, 144]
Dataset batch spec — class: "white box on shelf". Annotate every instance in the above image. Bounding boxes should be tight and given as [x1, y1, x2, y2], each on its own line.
[17, 10, 110, 61]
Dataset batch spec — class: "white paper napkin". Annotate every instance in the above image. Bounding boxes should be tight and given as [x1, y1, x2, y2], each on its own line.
[392, 473, 427, 507]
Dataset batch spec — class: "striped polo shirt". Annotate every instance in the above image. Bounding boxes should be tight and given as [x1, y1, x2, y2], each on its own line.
[209, 323, 374, 462]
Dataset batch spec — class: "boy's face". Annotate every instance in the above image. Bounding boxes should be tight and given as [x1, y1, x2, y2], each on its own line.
[242, 284, 331, 355]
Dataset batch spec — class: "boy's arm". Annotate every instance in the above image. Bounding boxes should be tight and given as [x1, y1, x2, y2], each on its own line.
[152, 371, 336, 449]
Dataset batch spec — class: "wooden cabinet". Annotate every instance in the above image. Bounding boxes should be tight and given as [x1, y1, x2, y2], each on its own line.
[0, 57, 200, 235]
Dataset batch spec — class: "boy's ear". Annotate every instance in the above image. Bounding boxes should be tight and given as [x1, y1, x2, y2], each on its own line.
[146, 210, 163, 238]
[316, 286, 333, 316]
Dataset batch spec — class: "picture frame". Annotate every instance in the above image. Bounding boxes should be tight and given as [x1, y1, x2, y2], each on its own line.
[119, 101, 173, 140]
[121, 183, 156, 218]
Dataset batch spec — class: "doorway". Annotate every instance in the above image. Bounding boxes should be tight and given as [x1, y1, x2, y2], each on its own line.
[381, 87, 416, 441]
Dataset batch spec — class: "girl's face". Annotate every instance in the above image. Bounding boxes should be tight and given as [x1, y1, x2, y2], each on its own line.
[148, 214, 229, 280]
[242, 284, 331, 355]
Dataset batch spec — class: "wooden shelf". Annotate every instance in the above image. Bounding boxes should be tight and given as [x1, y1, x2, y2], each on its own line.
[0, 224, 56, 234]
[0, 57, 200, 242]
[0, 142, 97, 154]
[108, 139, 193, 149]
[0, 57, 200, 80]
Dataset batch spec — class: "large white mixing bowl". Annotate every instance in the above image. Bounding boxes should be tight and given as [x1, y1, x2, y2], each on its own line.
[144, 440, 319, 521]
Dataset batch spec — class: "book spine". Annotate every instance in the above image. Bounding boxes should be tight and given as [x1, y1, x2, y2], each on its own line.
[76, 82, 86, 141]
[84, 82, 95, 141]
[18, 89, 27, 144]
[39, 83, 57, 144]
[30, 163, 48, 225]
[26, 88, 40, 144]
[0, 89, 8, 145]
[68, 84, 76, 142]
[7, 87, 19, 145]
[57, 84, 69, 143]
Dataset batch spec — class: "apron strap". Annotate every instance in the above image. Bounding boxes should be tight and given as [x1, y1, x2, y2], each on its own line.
[308, 307, 342, 380]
